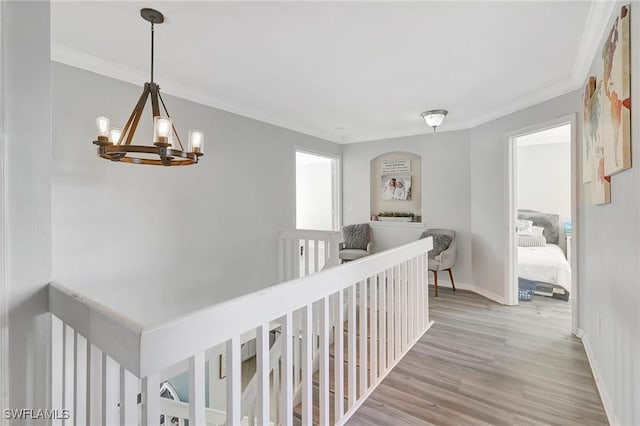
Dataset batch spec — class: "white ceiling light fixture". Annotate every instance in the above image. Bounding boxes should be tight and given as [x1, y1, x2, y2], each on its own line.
[421, 110, 448, 132]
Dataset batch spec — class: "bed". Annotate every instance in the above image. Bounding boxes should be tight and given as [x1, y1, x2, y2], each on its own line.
[517, 210, 571, 301]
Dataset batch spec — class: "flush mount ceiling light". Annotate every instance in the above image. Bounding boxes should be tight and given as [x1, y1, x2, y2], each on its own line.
[421, 109, 448, 132]
[93, 8, 204, 166]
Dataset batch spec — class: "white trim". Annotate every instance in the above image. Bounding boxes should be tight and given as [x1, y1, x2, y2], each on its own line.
[335, 320, 434, 426]
[294, 147, 342, 232]
[51, 44, 342, 144]
[369, 221, 425, 229]
[428, 280, 505, 305]
[579, 328, 620, 426]
[571, 1, 619, 88]
[504, 115, 578, 330]
[0, 0, 7, 421]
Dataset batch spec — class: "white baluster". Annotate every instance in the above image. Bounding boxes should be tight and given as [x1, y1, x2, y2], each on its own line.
[120, 366, 137, 426]
[280, 313, 293, 426]
[386, 268, 394, 366]
[424, 253, 429, 327]
[358, 279, 367, 397]
[402, 262, 408, 350]
[102, 354, 119, 426]
[226, 336, 241, 426]
[347, 284, 357, 407]
[301, 305, 313, 426]
[63, 325, 74, 426]
[293, 311, 301, 390]
[75, 332, 88, 426]
[88, 344, 103, 426]
[334, 290, 345, 421]
[304, 239, 309, 277]
[256, 324, 270, 426]
[188, 352, 206, 425]
[313, 240, 320, 274]
[379, 271, 387, 374]
[394, 265, 401, 359]
[319, 296, 330, 425]
[141, 373, 160, 426]
[369, 276, 378, 383]
[407, 259, 416, 343]
[51, 316, 63, 426]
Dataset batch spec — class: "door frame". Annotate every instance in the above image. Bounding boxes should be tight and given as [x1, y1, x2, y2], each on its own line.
[294, 147, 342, 231]
[504, 113, 578, 334]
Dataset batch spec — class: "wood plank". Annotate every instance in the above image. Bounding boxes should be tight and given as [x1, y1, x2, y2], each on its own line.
[346, 288, 608, 426]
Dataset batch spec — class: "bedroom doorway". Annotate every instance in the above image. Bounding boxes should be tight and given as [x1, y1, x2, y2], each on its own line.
[506, 116, 578, 334]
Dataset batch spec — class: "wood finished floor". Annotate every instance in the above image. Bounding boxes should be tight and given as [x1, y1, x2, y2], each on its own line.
[346, 287, 608, 426]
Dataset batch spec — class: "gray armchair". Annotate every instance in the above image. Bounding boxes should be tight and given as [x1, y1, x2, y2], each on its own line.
[419, 228, 456, 297]
[339, 223, 372, 263]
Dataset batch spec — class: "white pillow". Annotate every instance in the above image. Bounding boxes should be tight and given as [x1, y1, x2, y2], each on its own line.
[516, 219, 533, 235]
[518, 234, 546, 247]
[531, 225, 544, 237]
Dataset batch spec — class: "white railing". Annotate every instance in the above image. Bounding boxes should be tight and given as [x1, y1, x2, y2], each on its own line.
[278, 229, 341, 282]
[49, 237, 433, 425]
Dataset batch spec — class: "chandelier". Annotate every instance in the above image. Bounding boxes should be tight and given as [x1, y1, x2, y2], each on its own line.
[93, 8, 204, 166]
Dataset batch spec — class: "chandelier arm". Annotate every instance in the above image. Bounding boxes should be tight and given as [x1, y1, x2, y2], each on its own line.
[149, 83, 161, 118]
[158, 90, 185, 151]
[124, 83, 151, 145]
[120, 83, 150, 145]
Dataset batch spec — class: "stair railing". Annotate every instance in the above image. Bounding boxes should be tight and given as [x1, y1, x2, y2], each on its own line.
[49, 237, 433, 425]
[278, 229, 341, 283]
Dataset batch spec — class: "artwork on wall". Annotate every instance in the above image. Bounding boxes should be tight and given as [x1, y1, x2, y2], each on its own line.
[582, 5, 630, 205]
[381, 176, 411, 201]
[602, 5, 631, 176]
[582, 77, 596, 184]
[381, 159, 411, 174]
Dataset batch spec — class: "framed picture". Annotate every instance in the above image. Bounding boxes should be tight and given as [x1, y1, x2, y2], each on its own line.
[381, 176, 411, 201]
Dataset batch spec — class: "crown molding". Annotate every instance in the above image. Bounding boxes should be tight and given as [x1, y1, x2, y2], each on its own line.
[571, 0, 618, 87]
[51, 42, 342, 144]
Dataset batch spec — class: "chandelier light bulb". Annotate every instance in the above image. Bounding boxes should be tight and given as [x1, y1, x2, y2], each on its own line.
[109, 128, 122, 145]
[154, 116, 173, 146]
[188, 130, 204, 154]
[96, 116, 110, 137]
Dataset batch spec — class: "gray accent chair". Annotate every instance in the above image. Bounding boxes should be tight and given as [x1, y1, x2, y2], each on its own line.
[420, 228, 456, 297]
[339, 223, 372, 263]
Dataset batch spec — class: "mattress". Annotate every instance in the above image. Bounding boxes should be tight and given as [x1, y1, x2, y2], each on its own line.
[517, 244, 571, 291]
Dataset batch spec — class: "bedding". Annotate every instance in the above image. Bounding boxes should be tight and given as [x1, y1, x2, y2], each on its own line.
[518, 244, 571, 292]
[518, 210, 560, 244]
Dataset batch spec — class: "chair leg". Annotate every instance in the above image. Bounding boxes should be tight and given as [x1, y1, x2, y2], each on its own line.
[447, 268, 456, 291]
[432, 270, 438, 297]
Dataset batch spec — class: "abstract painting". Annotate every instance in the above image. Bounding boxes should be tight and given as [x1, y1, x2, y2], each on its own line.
[601, 5, 631, 177]
[582, 5, 630, 205]
[582, 76, 596, 183]
[588, 79, 612, 205]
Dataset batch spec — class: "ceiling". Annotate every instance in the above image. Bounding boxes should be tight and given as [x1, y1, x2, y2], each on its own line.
[51, 1, 614, 144]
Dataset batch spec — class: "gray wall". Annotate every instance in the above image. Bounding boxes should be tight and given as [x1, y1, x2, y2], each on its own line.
[576, 3, 640, 424]
[5, 0, 52, 413]
[469, 91, 580, 298]
[51, 63, 342, 325]
[343, 130, 472, 284]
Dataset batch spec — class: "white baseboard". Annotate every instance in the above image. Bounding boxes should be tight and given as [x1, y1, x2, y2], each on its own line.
[578, 328, 619, 426]
[428, 279, 505, 305]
